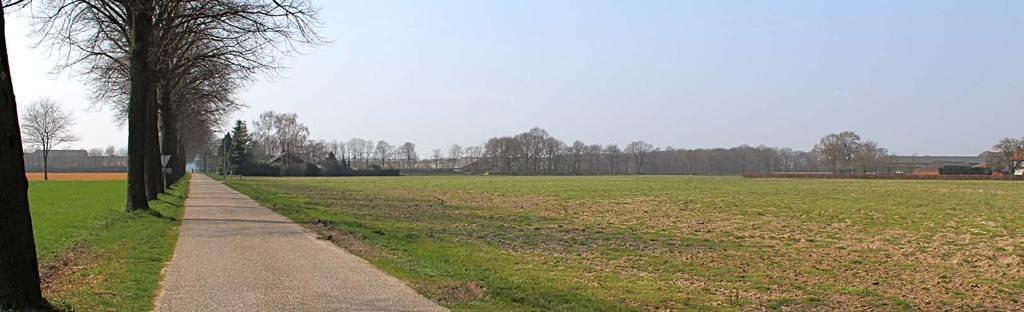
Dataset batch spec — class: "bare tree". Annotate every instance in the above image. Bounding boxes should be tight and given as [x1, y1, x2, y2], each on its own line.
[813, 131, 861, 173]
[853, 140, 887, 174]
[374, 140, 393, 167]
[347, 138, 367, 169]
[990, 137, 1024, 174]
[448, 144, 463, 169]
[431, 149, 443, 169]
[33, 0, 322, 209]
[398, 142, 417, 168]
[20, 98, 79, 180]
[605, 144, 621, 174]
[625, 140, 654, 174]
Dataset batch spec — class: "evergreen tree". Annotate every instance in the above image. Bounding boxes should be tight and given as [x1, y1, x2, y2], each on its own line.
[320, 152, 344, 175]
[229, 120, 251, 172]
[219, 133, 232, 175]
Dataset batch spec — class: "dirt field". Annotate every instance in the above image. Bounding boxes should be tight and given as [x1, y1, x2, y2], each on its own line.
[27, 172, 127, 181]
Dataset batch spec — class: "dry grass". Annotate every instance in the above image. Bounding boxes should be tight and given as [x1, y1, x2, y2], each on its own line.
[27, 172, 127, 181]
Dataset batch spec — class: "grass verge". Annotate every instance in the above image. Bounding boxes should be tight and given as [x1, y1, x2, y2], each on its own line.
[40, 175, 190, 311]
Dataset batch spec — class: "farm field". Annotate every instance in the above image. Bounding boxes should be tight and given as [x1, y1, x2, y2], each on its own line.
[26, 172, 127, 181]
[225, 175, 1024, 311]
[28, 177, 189, 311]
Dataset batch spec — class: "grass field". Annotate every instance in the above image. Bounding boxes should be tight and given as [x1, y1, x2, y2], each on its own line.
[224, 176, 1024, 311]
[29, 176, 189, 311]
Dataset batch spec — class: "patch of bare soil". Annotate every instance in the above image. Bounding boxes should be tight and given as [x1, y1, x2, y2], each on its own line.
[39, 244, 95, 295]
[309, 219, 384, 260]
[414, 280, 486, 305]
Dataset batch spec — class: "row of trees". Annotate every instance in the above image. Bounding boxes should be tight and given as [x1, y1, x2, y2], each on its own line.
[209, 111, 483, 174]
[1, 0, 322, 308]
[477, 127, 823, 175]
[208, 120, 902, 176]
[209, 122, 1022, 178]
[473, 129, 902, 175]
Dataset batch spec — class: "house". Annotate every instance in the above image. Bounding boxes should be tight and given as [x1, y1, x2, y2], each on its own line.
[1013, 150, 1024, 176]
[269, 152, 308, 167]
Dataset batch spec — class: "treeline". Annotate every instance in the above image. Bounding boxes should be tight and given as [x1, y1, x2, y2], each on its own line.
[207, 112, 401, 176]
[0, 0, 322, 308]
[474, 127, 818, 175]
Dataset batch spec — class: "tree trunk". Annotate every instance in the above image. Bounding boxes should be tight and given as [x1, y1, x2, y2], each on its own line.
[0, 13, 45, 309]
[42, 151, 48, 181]
[125, 0, 156, 211]
[146, 94, 163, 199]
[158, 81, 182, 185]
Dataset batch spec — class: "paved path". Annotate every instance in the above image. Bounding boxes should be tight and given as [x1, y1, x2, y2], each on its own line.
[155, 174, 444, 312]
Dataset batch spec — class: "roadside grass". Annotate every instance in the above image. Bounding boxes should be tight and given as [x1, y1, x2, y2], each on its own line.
[32, 176, 190, 311]
[225, 176, 1024, 311]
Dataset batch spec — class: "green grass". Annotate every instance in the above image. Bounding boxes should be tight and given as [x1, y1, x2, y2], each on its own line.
[30, 176, 190, 311]
[224, 176, 1024, 311]
[29, 181, 125, 262]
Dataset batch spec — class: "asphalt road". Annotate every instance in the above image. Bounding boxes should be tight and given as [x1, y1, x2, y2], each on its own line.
[154, 174, 444, 311]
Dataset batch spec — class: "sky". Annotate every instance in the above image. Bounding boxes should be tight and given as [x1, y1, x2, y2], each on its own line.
[7, 0, 1024, 155]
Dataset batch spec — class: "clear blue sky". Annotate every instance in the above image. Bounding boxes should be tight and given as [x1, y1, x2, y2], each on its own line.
[10, 1, 1024, 155]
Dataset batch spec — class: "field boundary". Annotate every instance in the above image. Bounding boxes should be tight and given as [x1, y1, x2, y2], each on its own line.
[743, 173, 1023, 181]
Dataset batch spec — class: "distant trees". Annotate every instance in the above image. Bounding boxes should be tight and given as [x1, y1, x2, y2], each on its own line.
[20, 98, 79, 180]
[853, 141, 889, 174]
[432, 149, 444, 168]
[988, 137, 1023, 173]
[448, 144, 463, 169]
[625, 141, 654, 174]
[250, 111, 309, 166]
[811, 131, 890, 173]
[475, 127, 822, 175]
[813, 131, 860, 173]
[398, 142, 417, 168]
[374, 140, 394, 166]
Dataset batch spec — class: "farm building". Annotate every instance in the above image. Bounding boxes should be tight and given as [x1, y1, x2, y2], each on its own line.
[1013, 150, 1024, 176]
[23, 149, 128, 173]
[888, 155, 987, 175]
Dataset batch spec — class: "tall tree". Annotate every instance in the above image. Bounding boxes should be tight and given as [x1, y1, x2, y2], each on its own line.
[398, 142, 417, 168]
[20, 98, 79, 180]
[448, 144, 462, 169]
[605, 144, 621, 174]
[34, 0, 322, 209]
[990, 137, 1024, 174]
[813, 131, 861, 173]
[431, 149, 443, 169]
[625, 140, 654, 174]
[374, 140, 393, 167]
[0, 1, 45, 308]
[229, 120, 251, 172]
